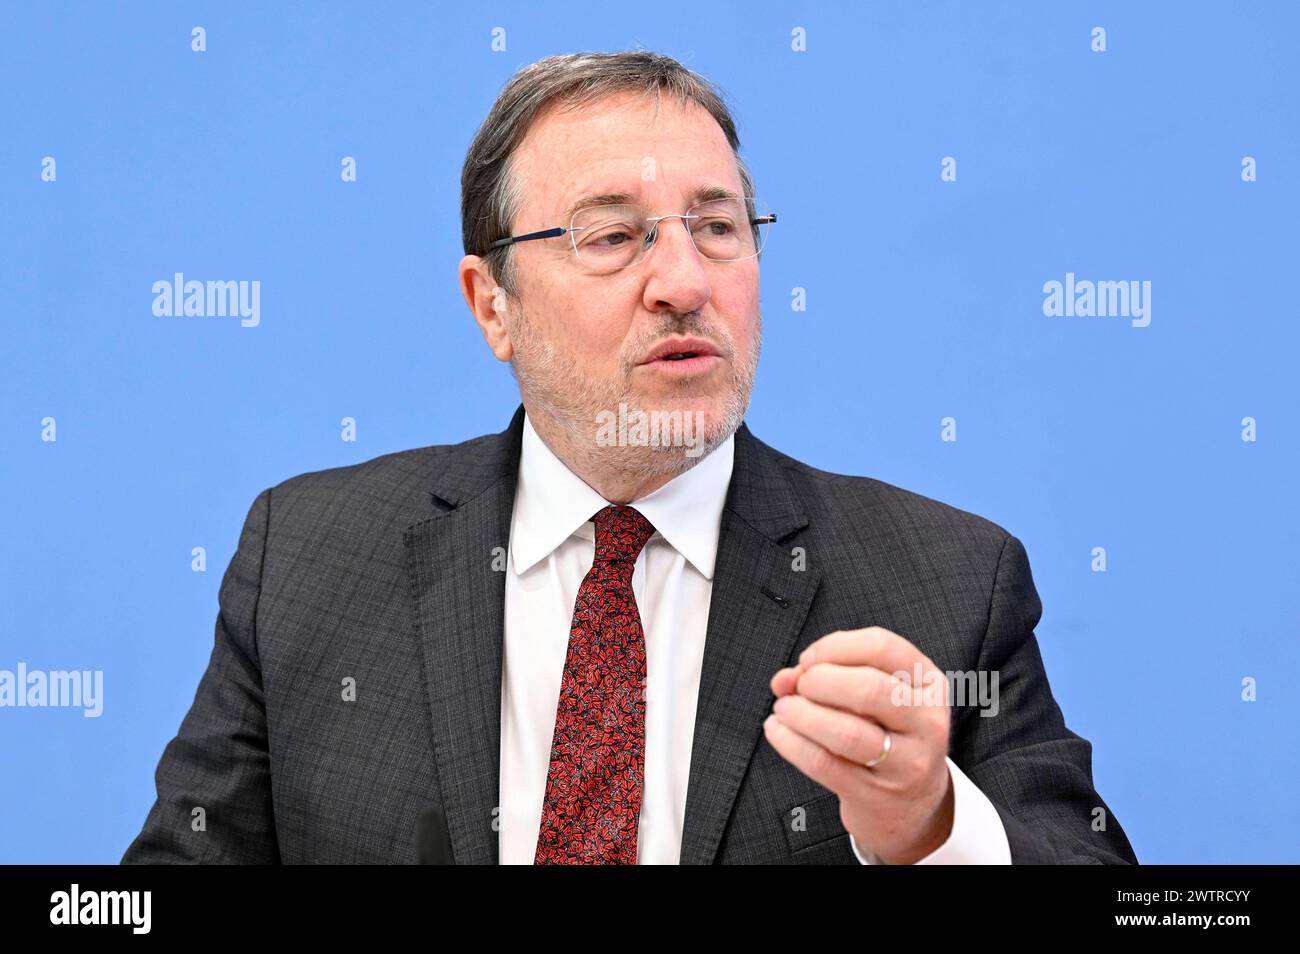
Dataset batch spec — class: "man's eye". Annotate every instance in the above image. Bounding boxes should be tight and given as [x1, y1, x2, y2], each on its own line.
[697, 219, 734, 235]
[582, 225, 642, 249]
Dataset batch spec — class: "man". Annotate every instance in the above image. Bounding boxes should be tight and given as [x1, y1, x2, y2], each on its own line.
[123, 51, 1136, 864]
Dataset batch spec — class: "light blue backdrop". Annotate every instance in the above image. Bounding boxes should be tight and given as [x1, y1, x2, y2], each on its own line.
[2, 1, 1296, 864]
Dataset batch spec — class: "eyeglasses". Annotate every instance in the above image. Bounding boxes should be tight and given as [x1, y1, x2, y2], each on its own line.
[486, 196, 777, 274]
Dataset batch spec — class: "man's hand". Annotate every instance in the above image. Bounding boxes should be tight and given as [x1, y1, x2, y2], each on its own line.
[765, 627, 954, 865]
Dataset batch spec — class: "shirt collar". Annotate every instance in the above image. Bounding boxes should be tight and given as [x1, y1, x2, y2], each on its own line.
[510, 410, 735, 580]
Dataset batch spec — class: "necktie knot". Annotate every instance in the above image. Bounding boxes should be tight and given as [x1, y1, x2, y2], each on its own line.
[592, 505, 656, 565]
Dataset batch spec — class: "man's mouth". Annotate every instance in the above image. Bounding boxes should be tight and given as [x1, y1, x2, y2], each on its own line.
[638, 337, 722, 366]
[639, 353, 723, 376]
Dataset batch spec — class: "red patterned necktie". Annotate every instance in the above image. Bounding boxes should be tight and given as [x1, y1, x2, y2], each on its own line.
[534, 504, 657, 865]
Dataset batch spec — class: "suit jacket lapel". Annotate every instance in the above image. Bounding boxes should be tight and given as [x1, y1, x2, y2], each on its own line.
[678, 423, 822, 864]
[404, 404, 525, 864]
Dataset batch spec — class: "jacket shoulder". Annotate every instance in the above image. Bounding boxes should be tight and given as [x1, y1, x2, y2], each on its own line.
[258, 430, 494, 530]
[759, 438, 1014, 555]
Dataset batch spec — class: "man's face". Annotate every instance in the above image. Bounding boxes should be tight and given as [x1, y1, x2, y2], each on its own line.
[483, 91, 762, 473]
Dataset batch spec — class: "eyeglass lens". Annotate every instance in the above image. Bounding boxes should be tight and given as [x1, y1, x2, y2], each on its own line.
[570, 198, 770, 271]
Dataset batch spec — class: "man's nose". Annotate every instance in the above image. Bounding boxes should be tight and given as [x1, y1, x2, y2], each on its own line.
[641, 216, 712, 312]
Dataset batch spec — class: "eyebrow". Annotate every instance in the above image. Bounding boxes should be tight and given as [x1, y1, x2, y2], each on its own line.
[561, 184, 742, 221]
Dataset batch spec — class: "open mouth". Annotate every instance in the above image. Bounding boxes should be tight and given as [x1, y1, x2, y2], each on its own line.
[639, 337, 722, 369]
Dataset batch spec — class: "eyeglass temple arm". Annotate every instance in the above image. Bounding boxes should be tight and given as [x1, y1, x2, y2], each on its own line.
[487, 226, 567, 251]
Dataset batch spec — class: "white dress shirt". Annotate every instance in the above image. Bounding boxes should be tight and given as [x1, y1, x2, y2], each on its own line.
[498, 412, 1011, 864]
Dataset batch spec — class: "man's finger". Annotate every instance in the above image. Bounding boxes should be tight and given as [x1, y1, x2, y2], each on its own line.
[796, 662, 946, 734]
[762, 714, 861, 796]
[799, 626, 927, 676]
[772, 692, 895, 769]
[770, 665, 804, 697]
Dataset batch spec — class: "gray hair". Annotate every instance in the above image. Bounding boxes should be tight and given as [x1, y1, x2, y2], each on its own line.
[460, 49, 757, 298]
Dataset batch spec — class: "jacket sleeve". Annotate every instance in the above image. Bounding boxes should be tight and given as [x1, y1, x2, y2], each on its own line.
[121, 488, 279, 864]
[954, 534, 1138, 864]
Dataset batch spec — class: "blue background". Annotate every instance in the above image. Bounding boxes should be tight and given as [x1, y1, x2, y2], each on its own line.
[2, 1, 1296, 863]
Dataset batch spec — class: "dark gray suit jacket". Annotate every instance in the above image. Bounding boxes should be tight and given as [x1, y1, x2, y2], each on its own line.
[122, 404, 1137, 864]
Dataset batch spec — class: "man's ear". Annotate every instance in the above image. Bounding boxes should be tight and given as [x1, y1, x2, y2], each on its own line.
[458, 254, 514, 362]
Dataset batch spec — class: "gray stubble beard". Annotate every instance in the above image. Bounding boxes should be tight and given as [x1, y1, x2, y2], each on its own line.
[506, 301, 762, 483]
